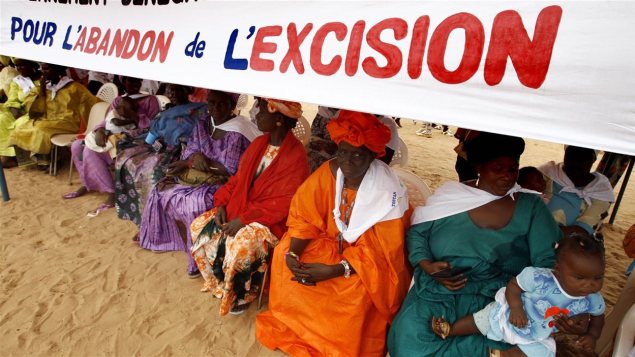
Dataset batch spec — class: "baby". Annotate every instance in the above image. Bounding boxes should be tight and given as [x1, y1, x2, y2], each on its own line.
[431, 233, 605, 357]
[104, 96, 139, 134]
[85, 97, 139, 154]
[518, 166, 549, 204]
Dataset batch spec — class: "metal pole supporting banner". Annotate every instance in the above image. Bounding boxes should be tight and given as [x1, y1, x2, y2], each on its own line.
[0, 160, 10, 202]
[609, 156, 634, 224]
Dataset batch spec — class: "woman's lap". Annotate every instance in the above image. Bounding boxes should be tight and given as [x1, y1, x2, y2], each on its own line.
[388, 289, 508, 357]
[191, 215, 277, 316]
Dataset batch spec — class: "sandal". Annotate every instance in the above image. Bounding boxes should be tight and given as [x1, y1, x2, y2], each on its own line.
[187, 269, 201, 279]
[63, 191, 83, 199]
[86, 203, 115, 217]
[229, 303, 250, 316]
[431, 316, 451, 340]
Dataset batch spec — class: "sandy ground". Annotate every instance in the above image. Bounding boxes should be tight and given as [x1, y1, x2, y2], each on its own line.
[0, 106, 632, 356]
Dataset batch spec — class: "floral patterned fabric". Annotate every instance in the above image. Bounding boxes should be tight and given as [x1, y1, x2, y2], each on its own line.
[190, 208, 279, 316]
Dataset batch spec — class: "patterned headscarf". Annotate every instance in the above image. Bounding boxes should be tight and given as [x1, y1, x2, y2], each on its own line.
[263, 98, 302, 119]
[326, 110, 391, 157]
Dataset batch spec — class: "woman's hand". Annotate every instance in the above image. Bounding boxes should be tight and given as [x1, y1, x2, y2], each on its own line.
[552, 314, 589, 335]
[39, 78, 47, 96]
[290, 263, 343, 285]
[214, 206, 227, 226]
[165, 160, 188, 176]
[94, 128, 108, 147]
[576, 334, 597, 353]
[190, 153, 211, 172]
[221, 218, 245, 236]
[9, 107, 24, 119]
[207, 159, 229, 177]
[420, 260, 467, 291]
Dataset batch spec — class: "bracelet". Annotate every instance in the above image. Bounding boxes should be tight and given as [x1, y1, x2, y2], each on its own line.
[286, 251, 300, 260]
[340, 259, 351, 279]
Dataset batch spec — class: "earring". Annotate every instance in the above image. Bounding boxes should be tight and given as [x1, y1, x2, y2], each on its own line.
[476, 173, 480, 187]
[276, 121, 282, 127]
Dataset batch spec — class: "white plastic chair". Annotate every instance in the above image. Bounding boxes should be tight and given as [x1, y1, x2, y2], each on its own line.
[390, 138, 409, 168]
[292, 116, 311, 146]
[235, 94, 248, 113]
[392, 167, 432, 208]
[156, 95, 171, 111]
[50, 102, 110, 182]
[95, 83, 118, 104]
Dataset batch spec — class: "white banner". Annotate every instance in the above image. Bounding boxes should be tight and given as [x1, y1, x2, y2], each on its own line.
[1, 1, 634, 155]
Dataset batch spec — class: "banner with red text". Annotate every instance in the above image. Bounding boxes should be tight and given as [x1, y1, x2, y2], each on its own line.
[1, 1, 634, 155]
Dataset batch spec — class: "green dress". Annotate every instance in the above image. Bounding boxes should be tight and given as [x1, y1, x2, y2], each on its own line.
[387, 193, 561, 357]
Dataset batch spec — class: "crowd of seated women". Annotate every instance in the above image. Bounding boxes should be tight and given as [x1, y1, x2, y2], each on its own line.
[1, 58, 624, 357]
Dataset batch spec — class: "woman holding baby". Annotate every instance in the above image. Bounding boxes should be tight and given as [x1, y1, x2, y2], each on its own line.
[65, 76, 161, 216]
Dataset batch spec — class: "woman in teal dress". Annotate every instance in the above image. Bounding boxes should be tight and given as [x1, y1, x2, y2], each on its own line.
[388, 133, 562, 357]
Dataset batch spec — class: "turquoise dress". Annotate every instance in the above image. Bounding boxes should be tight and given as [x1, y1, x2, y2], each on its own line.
[387, 193, 561, 357]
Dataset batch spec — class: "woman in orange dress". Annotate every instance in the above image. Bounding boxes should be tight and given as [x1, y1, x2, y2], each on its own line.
[256, 110, 412, 357]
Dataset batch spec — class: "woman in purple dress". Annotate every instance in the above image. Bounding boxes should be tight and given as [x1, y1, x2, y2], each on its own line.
[114, 84, 200, 225]
[138, 90, 260, 277]
[65, 77, 161, 215]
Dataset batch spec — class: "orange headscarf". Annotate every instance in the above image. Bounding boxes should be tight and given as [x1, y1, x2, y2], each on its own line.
[326, 110, 391, 157]
[263, 98, 302, 120]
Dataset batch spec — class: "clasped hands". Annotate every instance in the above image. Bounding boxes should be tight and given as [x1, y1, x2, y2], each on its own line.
[214, 206, 245, 237]
[285, 253, 343, 286]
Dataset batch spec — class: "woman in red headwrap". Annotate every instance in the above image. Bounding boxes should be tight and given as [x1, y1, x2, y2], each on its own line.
[189, 98, 309, 316]
[256, 110, 412, 357]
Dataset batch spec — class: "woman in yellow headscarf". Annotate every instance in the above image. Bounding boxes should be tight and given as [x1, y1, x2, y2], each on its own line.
[256, 110, 412, 357]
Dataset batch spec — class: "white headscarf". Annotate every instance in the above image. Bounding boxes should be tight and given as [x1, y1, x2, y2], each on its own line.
[411, 181, 539, 225]
[538, 161, 614, 204]
[211, 114, 262, 142]
[333, 160, 408, 243]
[12, 75, 35, 95]
[46, 76, 73, 100]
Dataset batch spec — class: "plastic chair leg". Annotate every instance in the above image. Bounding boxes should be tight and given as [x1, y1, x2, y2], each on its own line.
[68, 158, 74, 185]
[54, 145, 58, 176]
[49, 149, 54, 175]
[258, 264, 269, 310]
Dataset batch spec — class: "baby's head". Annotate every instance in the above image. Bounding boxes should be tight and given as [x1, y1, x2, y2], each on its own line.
[116, 96, 139, 122]
[554, 232, 605, 297]
[518, 166, 546, 193]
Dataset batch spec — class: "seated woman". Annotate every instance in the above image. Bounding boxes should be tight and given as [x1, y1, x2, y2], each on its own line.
[256, 110, 411, 357]
[189, 98, 309, 316]
[387, 132, 562, 357]
[9, 63, 99, 167]
[114, 84, 200, 224]
[538, 146, 615, 236]
[65, 77, 161, 214]
[0, 59, 41, 167]
[139, 90, 260, 277]
[0, 56, 19, 102]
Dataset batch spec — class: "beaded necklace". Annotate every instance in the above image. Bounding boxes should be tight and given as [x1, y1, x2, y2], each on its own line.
[338, 188, 356, 254]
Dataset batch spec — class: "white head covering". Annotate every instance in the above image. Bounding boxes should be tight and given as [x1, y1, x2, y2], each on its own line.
[411, 181, 539, 225]
[333, 160, 408, 243]
[211, 114, 262, 142]
[538, 161, 614, 204]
